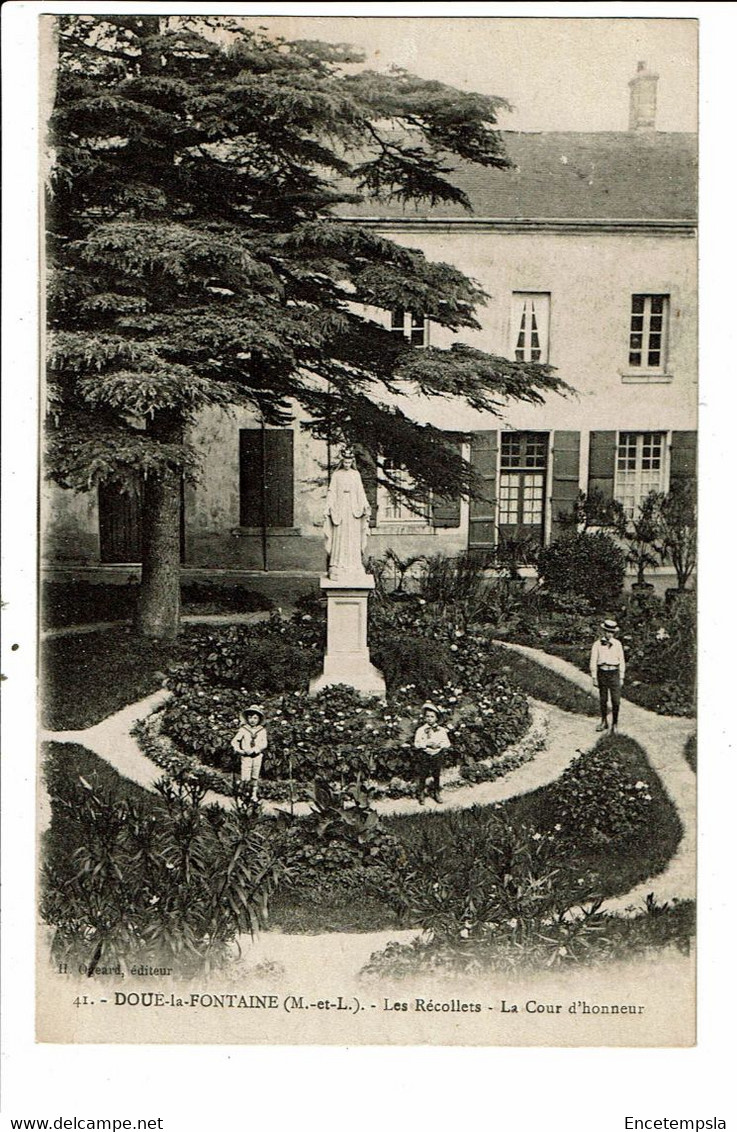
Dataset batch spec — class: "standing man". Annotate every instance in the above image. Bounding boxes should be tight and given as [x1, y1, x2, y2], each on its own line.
[590, 619, 626, 733]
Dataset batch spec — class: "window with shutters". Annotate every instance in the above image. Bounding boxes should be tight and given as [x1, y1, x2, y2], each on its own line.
[239, 428, 294, 528]
[376, 457, 430, 524]
[498, 431, 548, 540]
[511, 293, 550, 364]
[390, 308, 428, 347]
[628, 295, 669, 371]
[614, 431, 667, 518]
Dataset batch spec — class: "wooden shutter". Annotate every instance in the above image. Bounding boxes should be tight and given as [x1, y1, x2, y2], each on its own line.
[550, 431, 581, 539]
[669, 430, 697, 490]
[587, 431, 617, 500]
[239, 428, 294, 527]
[239, 430, 262, 526]
[264, 430, 294, 527]
[468, 430, 498, 548]
[432, 437, 463, 528]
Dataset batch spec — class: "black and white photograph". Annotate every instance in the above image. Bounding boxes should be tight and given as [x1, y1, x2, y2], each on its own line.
[11, 8, 707, 1054]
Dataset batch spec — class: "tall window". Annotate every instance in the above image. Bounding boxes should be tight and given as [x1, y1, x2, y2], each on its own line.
[376, 457, 429, 524]
[499, 431, 548, 538]
[629, 295, 669, 370]
[615, 432, 666, 518]
[239, 428, 294, 527]
[511, 292, 550, 363]
[391, 308, 428, 347]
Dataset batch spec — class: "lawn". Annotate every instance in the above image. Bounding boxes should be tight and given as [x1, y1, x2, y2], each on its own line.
[43, 742, 154, 805]
[40, 627, 189, 730]
[486, 643, 598, 716]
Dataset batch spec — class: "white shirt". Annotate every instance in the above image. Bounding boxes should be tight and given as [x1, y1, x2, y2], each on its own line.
[590, 637, 626, 680]
[414, 723, 451, 754]
[231, 723, 268, 757]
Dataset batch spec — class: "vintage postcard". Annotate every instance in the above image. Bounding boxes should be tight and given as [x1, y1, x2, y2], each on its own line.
[32, 10, 698, 1049]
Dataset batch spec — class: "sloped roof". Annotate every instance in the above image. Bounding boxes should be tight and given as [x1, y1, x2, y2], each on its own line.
[337, 131, 697, 222]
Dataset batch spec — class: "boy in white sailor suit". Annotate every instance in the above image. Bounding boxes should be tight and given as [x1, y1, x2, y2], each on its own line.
[231, 704, 268, 800]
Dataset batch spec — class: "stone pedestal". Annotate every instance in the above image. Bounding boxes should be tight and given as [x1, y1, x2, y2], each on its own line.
[309, 574, 386, 697]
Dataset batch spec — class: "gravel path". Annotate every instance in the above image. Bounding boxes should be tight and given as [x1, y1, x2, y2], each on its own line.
[41, 610, 274, 639]
[494, 641, 696, 911]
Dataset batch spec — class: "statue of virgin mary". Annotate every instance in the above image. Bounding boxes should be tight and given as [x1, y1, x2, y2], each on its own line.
[323, 447, 371, 579]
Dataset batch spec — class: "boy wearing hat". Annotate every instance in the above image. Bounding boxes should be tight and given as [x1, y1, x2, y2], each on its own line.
[590, 620, 626, 733]
[231, 705, 268, 800]
[413, 702, 451, 804]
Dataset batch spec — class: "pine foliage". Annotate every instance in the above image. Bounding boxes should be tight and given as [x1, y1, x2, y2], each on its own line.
[47, 15, 567, 501]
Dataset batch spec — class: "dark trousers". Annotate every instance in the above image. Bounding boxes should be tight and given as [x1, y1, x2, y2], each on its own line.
[598, 667, 621, 725]
[416, 752, 442, 796]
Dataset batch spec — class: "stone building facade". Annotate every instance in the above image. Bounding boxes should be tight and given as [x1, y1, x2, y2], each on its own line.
[42, 66, 697, 582]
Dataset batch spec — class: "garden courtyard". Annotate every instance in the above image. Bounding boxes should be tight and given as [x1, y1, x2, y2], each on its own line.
[39, 555, 696, 985]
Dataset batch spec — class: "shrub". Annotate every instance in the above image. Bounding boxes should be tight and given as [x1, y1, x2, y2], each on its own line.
[41, 762, 290, 977]
[653, 481, 697, 591]
[419, 551, 492, 607]
[537, 532, 626, 609]
[379, 807, 598, 944]
[622, 592, 695, 689]
[160, 684, 414, 785]
[284, 780, 404, 886]
[543, 739, 666, 850]
[170, 617, 324, 695]
[178, 638, 317, 693]
[361, 898, 695, 977]
[370, 633, 456, 696]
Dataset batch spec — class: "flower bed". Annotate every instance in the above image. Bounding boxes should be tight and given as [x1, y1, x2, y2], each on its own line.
[150, 609, 534, 801]
[502, 589, 696, 717]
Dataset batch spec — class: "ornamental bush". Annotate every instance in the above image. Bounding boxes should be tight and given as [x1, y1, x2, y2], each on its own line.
[451, 679, 531, 762]
[41, 757, 290, 976]
[284, 780, 405, 886]
[380, 808, 596, 943]
[537, 532, 626, 609]
[369, 633, 456, 696]
[161, 684, 413, 785]
[621, 591, 696, 689]
[158, 607, 534, 797]
[170, 617, 323, 694]
[544, 741, 661, 849]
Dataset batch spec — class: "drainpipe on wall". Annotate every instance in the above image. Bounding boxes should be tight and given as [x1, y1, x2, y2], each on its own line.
[260, 420, 268, 572]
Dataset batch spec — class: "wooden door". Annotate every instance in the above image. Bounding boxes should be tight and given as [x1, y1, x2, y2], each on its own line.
[98, 483, 142, 563]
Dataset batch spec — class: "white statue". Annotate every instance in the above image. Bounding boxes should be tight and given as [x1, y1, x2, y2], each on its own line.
[324, 447, 371, 579]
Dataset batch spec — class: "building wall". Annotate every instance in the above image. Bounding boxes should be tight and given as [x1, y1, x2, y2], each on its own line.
[370, 224, 697, 435]
[41, 222, 696, 572]
[41, 477, 99, 564]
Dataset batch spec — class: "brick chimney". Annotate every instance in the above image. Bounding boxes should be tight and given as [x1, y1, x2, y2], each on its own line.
[629, 61, 658, 131]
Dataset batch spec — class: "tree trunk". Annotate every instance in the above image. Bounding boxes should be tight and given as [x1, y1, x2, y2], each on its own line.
[136, 467, 181, 638]
[136, 411, 183, 639]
